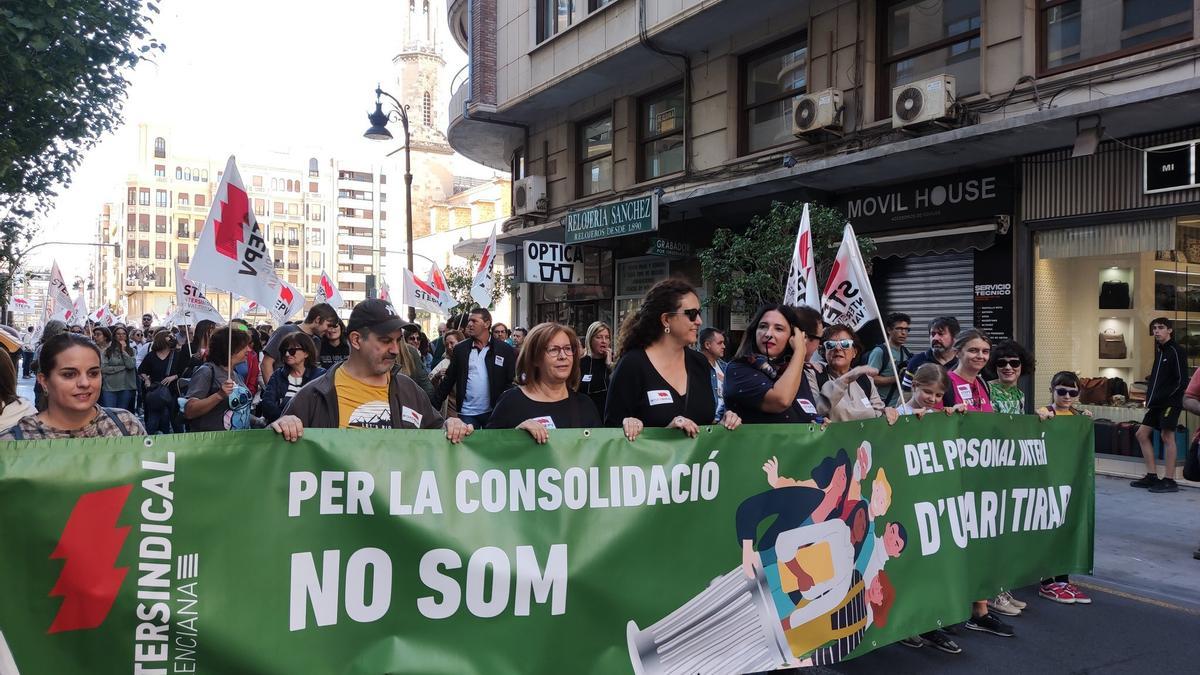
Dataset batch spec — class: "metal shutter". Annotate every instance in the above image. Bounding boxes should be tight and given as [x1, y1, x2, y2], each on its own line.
[879, 251, 975, 333]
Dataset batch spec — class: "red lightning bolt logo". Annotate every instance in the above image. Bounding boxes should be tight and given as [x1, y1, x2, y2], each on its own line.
[823, 258, 843, 296]
[48, 484, 134, 633]
[798, 230, 810, 270]
[214, 183, 250, 261]
[280, 285, 294, 305]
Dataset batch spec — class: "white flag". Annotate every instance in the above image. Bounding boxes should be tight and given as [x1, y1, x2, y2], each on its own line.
[189, 156, 285, 308]
[70, 293, 89, 327]
[268, 279, 305, 325]
[11, 297, 30, 311]
[784, 203, 820, 309]
[314, 270, 344, 308]
[175, 263, 225, 325]
[90, 306, 114, 327]
[402, 268, 450, 315]
[820, 224, 881, 332]
[378, 279, 390, 303]
[470, 224, 498, 308]
[427, 262, 454, 308]
[47, 261, 73, 321]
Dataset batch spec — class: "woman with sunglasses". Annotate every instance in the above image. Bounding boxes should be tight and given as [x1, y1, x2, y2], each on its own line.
[724, 304, 825, 424]
[486, 322, 600, 442]
[605, 279, 741, 440]
[260, 331, 326, 422]
[818, 325, 897, 424]
[988, 341, 1035, 415]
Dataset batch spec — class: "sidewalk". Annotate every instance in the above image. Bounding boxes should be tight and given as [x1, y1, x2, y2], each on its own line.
[1085, 473, 1200, 609]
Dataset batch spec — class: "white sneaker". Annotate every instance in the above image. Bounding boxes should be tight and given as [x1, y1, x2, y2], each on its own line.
[1001, 591, 1027, 610]
[987, 593, 1022, 616]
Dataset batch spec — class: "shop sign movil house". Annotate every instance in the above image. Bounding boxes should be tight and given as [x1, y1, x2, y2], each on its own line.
[562, 194, 658, 244]
[836, 169, 1012, 232]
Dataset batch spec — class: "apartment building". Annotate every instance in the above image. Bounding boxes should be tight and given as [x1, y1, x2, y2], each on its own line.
[445, 0, 1200, 352]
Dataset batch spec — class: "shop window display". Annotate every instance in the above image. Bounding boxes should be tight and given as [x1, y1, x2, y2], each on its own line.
[1034, 217, 1200, 459]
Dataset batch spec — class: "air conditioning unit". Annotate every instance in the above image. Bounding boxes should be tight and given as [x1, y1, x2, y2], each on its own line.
[513, 175, 548, 216]
[892, 74, 956, 129]
[793, 88, 843, 136]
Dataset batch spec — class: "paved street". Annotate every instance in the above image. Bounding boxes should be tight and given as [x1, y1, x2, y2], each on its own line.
[823, 475, 1200, 674]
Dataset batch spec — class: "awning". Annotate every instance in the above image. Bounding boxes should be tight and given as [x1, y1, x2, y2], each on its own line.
[869, 223, 998, 260]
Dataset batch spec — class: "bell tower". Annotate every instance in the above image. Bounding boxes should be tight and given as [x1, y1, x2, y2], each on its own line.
[393, 0, 452, 154]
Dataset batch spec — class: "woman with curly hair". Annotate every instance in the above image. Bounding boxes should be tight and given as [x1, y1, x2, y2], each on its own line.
[604, 278, 742, 441]
[987, 340, 1034, 415]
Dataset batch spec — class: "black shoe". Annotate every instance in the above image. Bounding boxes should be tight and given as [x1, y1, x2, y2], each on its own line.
[923, 629, 962, 654]
[1149, 478, 1179, 493]
[941, 623, 961, 635]
[899, 636, 924, 648]
[1130, 473, 1161, 488]
[965, 613, 1014, 637]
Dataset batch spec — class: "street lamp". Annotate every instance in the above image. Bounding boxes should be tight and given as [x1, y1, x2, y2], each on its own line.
[364, 84, 417, 321]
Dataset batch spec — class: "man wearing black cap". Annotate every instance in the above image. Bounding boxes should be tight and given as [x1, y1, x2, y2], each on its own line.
[270, 299, 472, 442]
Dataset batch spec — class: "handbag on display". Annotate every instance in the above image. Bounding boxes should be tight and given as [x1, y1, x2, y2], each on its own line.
[1098, 330, 1127, 360]
[1079, 377, 1110, 405]
[1098, 280, 1131, 309]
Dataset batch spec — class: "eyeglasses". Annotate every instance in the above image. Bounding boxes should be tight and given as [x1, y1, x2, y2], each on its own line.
[546, 345, 575, 358]
[995, 358, 1022, 369]
[823, 339, 855, 351]
[406, 335, 420, 343]
[670, 308, 702, 321]
[1054, 387, 1079, 397]
[283, 347, 305, 356]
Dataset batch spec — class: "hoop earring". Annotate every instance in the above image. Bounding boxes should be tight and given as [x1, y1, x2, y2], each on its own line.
[664, 326, 671, 335]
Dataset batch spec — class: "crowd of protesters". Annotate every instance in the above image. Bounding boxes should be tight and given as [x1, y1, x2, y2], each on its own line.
[4, 277, 1194, 655]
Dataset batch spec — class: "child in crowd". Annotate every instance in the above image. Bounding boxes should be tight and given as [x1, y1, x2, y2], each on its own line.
[896, 363, 965, 416]
[895, 361, 964, 654]
[1037, 371, 1093, 605]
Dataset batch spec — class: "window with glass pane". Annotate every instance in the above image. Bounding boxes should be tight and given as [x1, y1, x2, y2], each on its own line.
[538, 0, 574, 42]
[155, 190, 168, 208]
[588, 0, 615, 11]
[742, 36, 807, 153]
[139, 188, 150, 206]
[1040, 0, 1192, 73]
[640, 84, 685, 180]
[882, 0, 980, 108]
[577, 114, 613, 197]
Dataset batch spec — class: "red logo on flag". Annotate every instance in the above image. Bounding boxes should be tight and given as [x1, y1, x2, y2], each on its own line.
[823, 258, 843, 296]
[214, 184, 250, 261]
[798, 231, 810, 269]
[280, 285, 294, 305]
[320, 275, 334, 299]
[48, 485, 134, 633]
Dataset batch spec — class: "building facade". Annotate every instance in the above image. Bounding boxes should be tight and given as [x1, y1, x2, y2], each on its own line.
[444, 0, 1200, 336]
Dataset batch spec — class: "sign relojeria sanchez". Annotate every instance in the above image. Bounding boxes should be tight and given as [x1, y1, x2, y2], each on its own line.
[562, 194, 658, 244]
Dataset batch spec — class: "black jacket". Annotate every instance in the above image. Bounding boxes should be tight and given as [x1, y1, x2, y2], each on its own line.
[432, 336, 516, 412]
[1146, 338, 1187, 407]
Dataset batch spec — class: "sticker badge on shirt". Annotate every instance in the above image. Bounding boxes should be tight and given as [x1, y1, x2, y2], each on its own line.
[401, 406, 423, 427]
[797, 398, 818, 415]
[494, 355, 505, 367]
[860, 397, 872, 408]
[647, 390, 674, 406]
[531, 415, 557, 429]
[957, 383, 974, 402]
[581, 374, 593, 382]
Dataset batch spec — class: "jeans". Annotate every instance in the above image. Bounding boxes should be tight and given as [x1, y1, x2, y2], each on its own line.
[459, 412, 491, 428]
[99, 389, 136, 412]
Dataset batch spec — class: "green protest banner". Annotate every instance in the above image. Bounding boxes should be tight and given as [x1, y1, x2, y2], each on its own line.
[0, 414, 1093, 674]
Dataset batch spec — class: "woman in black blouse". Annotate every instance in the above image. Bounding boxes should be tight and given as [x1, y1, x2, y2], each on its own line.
[577, 320, 613, 414]
[604, 278, 742, 440]
[487, 322, 601, 442]
[724, 304, 825, 424]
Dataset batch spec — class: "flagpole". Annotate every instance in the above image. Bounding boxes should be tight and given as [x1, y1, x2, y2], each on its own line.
[846, 224, 907, 409]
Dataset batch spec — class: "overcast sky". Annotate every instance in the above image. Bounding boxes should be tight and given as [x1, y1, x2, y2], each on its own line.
[36, 0, 470, 280]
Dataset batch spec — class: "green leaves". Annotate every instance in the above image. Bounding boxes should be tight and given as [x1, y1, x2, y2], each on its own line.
[0, 0, 163, 270]
[698, 201, 875, 312]
[442, 261, 516, 313]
